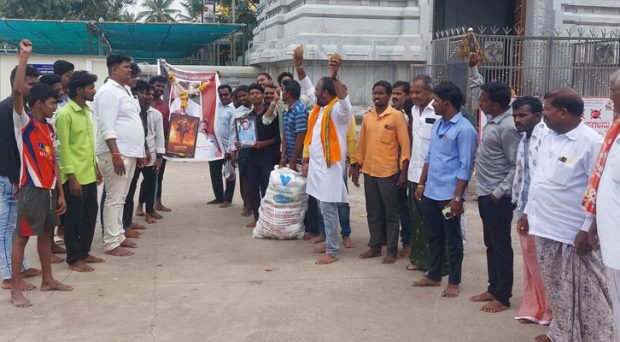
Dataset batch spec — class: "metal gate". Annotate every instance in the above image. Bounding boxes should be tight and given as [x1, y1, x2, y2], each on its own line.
[426, 27, 620, 99]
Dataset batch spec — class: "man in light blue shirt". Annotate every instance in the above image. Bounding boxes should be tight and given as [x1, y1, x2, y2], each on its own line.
[412, 81, 478, 299]
[207, 84, 236, 207]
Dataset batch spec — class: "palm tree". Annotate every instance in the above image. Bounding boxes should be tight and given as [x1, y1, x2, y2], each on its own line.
[176, 0, 203, 22]
[137, 0, 179, 22]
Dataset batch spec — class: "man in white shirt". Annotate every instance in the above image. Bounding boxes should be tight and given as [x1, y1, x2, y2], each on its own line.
[586, 69, 620, 342]
[94, 55, 145, 257]
[520, 88, 613, 342]
[510, 96, 552, 325]
[207, 84, 236, 208]
[406, 75, 442, 272]
[230, 85, 253, 217]
[295, 47, 353, 265]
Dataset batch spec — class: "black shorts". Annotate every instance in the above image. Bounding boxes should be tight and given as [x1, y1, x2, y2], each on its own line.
[16, 186, 58, 237]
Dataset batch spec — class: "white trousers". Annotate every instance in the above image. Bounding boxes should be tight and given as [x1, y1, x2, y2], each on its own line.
[99, 152, 136, 251]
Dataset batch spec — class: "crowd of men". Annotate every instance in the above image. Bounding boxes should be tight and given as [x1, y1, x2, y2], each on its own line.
[0, 39, 619, 342]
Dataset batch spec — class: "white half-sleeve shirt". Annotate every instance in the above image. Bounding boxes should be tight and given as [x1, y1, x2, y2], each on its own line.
[525, 122, 602, 245]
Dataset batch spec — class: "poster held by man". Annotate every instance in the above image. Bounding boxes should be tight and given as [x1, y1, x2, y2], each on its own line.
[158, 60, 224, 161]
[166, 113, 199, 158]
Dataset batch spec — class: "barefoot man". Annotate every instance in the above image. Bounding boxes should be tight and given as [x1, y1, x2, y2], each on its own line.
[470, 81, 521, 313]
[94, 54, 145, 257]
[412, 82, 477, 297]
[10, 39, 73, 307]
[354, 81, 411, 264]
[55, 70, 105, 272]
[296, 47, 352, 265]
[0, 64, 42, 291]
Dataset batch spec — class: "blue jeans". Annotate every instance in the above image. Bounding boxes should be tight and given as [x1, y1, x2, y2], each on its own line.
[319, 165, 352, 238]
[318, 200, 341, 257]
[319, 203, 351, 238]
[0, 176, 29, 280]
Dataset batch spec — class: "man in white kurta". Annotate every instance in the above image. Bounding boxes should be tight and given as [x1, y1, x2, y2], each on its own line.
[298, 51, 352, 265]
[589, 70, 620, 341]
[594, 121, 620, 342]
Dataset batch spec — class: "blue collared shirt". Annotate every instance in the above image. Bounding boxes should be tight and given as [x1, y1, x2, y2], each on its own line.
[216, 102, 235, 152]
[424, 112, 478, 201]
[283, 99, 308, 164]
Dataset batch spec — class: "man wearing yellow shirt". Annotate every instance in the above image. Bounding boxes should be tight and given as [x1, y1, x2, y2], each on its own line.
[55, 71, 104, 273]
[354, 81, 411, 264]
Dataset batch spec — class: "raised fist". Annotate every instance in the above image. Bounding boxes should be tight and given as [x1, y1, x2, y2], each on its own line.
[18, 39, 32, 57]
[293, 45, 304, 68]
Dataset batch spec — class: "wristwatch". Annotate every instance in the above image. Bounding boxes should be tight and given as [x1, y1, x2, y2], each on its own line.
[453, 197, 463, 202]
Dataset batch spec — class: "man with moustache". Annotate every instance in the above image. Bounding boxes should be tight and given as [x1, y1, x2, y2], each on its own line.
[94, 55, 145, 257]
[510, 96, 552, 325]
[406, 75, 443, 272]
[391, 80, 414, 259]
[522, 88, 612, 342]
[355, 81, 411, 264]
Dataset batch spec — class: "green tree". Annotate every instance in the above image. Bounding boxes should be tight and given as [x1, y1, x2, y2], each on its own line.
[176, 0, 203, 22]
[137, 0, 179, 22]
[0, 0, 136, 21]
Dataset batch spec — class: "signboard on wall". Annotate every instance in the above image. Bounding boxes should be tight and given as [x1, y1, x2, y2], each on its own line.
[31, 63, 54, 75]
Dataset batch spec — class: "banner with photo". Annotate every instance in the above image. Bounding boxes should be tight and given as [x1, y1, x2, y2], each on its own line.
[158, 60, 224, 161]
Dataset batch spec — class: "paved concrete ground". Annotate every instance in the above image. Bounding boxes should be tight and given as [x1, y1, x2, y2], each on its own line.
[2, 162, 546, 342]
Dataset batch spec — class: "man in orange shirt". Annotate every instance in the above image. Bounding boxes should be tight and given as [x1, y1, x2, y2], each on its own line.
[354, 81, 411, 264]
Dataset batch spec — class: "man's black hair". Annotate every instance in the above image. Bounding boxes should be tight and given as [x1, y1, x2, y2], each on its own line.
[433, 81, 463, 110]
[318, 77, 337, 97]
[235, 85, 249, 94]
[68, 71, 98, 99]
[543, 90, 584, 116]
[264, 83, 277, 90]
[248, 83, 264, 93]
[27, 83, 57, 107]
[53, 60, 74, 75]
[512, 96, 542, 114]
[277, 71, 294, 85]
[106, 54, 132, 69]
[257, 72, 272, 81]
[481, 81, 512, 108]
[218, 84, 233, 93]
[39, 74, 61, 87]
[283, 79, 301, 99]
[133, 79, 151, 93]
[130, 63, 141, 77]
[10, 65, 40, 89]
[373, 80, 393, 95]
[149, 75, 167, 85]
[393, 80, 410, 93]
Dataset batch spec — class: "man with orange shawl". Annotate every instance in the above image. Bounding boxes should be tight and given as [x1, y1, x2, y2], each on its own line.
[295, 46, 353, 265]
[585, 69, 620, 342]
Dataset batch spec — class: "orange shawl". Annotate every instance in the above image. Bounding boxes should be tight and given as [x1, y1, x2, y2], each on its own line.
[583, 118, 620, 215]
[304, 97, 341, 167]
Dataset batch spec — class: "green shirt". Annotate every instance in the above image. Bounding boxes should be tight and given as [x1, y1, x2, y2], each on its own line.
[55, 99, 97, 185]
